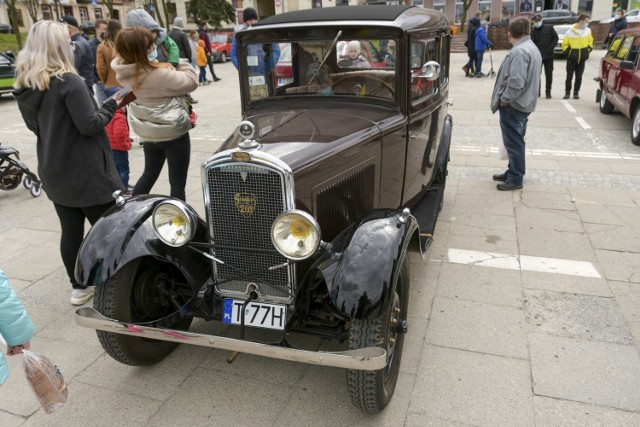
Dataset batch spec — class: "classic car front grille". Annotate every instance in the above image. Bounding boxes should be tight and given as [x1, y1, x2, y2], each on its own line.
[205, 163, 292, 301]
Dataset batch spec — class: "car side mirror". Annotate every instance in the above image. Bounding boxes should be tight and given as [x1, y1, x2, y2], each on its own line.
[420, 61, 441, 80]
[620, 60, 636, 71]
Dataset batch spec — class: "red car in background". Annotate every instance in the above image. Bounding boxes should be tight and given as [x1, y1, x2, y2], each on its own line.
[208, 32, 234, 63]
[596, 28, 640, 145]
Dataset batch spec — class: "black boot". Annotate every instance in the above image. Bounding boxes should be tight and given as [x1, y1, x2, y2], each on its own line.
[546, 91, 551, 99]
[563, 92, 570, 99]
[573, 92, 579, 99]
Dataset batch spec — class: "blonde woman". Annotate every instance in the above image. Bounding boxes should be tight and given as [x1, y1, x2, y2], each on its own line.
[111, 27, 198, 202]
[13, 20, 125, 305]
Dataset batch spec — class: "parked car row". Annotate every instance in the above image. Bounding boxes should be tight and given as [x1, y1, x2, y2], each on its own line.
[208, 32, 234, 62]
[596, 28, 640, 146]
[0, 51, 16, 97]
[600, 8, 640, 24]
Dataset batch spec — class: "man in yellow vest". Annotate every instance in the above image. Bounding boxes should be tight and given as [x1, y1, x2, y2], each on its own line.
[561, 14, 593, 100]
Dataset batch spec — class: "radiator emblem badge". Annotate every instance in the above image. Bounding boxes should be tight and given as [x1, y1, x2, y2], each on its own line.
[234, 192, 256, 217]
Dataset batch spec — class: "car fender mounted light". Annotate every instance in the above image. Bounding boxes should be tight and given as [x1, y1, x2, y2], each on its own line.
[271, 210, 321, 260]
[152, 201, 196, 247]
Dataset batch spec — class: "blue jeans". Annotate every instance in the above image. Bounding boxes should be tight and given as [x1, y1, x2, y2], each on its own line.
[475, 50, 485, 74]
[499, 105, 529, 186]
[199, 66, 207, 83]
[112, 149, 130, 188]
[95, 82, 107, 105]
[133, 133, 190, 201]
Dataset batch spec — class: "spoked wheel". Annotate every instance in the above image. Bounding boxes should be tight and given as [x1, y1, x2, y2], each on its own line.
[632, 108, 640, 146]
[599, 89, 615, 114]
[94, 257, 194, 366]
[346, 253, 410, 413]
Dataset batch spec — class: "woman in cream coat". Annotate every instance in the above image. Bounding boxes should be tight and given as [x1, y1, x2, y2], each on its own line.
[112, 27, 198, 201]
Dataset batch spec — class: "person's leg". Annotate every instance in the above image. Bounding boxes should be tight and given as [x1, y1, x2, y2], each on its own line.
[476, 51, 484, 75]
[498, 106, 529, 187]
[82, 201, 115, 225]
[564, 59, 576, 97]
[164, 133, 191, 201]
[133, 142, 166, 196]
[208, 55, 220, 81]
[95, 82, 107, 105]
[544, 57, 554, 97]
[199, 66, 207, 83]
[53, 203, 88, 288]
[573, 60, 586, 97]
[112, 150, 129, 188]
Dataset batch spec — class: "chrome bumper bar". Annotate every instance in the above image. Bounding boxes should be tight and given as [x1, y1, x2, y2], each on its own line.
[75, 307, 387, 370]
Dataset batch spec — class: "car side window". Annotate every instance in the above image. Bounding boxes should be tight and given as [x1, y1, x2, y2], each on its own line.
[410, 38, 437, 101]
[607, 36, 624, 57]
[626, 37, 640, 66]
[0, 55, 9, 66]
[615, 36, 634, 60]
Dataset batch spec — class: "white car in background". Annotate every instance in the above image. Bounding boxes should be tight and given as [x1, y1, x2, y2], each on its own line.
[553, 24, 572, 57]
[600, 9, 640, 24]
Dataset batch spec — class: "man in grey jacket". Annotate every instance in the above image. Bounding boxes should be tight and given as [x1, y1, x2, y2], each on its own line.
[490, 17, 542, 191]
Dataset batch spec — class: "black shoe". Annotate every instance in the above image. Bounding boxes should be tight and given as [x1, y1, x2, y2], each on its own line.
[492, 172, 507, 182]
[214, 77, 221, 82]
[573, 93, 579, 99]
[191, 99, 199, 104]
[563, 93, 570, 99]
[497, 181, 523, 191]
[546, 92, 551, 99]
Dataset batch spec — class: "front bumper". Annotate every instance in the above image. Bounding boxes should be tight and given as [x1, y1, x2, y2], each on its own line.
[75, 307, 387, 370]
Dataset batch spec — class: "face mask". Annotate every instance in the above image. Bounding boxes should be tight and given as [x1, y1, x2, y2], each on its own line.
[534, 22, 542, 28]
[147, 49, 158, 61]
[616, 14, 623, 19]
[583, 22, 589, 28]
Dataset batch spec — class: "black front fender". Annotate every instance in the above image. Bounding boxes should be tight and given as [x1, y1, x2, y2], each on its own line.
[312, 209, 417, 320]
[75, 195, 211, 290]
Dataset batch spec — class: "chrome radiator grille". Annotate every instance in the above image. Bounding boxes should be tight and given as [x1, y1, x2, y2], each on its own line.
[205, 163, 292, 301]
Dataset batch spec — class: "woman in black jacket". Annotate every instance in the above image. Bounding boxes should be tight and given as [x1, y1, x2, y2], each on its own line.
[13, 20, 125, 306]
[463, 17, 480, 77]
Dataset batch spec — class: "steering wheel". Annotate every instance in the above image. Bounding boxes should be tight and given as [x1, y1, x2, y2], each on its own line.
[331, 74, 395, 98]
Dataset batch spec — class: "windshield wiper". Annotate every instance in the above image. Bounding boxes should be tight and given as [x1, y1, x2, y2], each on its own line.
[308, 30, 342, 85]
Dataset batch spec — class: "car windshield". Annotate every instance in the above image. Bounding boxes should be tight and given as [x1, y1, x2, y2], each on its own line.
[210, 34, 228, 44]
[241, 37, 399, 103]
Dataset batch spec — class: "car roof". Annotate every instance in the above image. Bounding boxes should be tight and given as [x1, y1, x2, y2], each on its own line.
[256, 5, 447, 31]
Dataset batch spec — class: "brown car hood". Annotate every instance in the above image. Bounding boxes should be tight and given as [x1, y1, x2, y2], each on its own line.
[224, 104, 401, 172]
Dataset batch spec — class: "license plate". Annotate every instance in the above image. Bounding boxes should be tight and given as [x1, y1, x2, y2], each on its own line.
[222, 299, 286, 330]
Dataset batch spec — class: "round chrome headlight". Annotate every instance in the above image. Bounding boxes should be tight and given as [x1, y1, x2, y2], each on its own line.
[152, 201, 196, 247]
[271, 210, 321, 260]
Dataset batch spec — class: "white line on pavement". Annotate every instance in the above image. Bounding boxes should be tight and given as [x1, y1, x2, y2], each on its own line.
[447, 248, 601, 278]
[453, 145, 640, 160]
[561, 100, 591, 129]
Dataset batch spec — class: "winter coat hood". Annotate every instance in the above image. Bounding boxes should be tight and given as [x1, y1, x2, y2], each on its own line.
[13, 86, 46, 136]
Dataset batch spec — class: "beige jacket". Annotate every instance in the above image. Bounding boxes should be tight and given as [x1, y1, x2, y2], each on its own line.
[111, 58, 198, 107]
[96, 43, 121, 89]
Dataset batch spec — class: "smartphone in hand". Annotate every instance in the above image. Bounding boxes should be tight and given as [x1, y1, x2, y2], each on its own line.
[113, 85, 136, 108]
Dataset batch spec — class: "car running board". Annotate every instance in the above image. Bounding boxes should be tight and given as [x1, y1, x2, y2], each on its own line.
[411, 182, 445, 253]
[75, 307, 387, 371]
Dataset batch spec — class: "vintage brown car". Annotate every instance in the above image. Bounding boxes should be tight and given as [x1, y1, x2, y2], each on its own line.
[75, 5, 452, 413]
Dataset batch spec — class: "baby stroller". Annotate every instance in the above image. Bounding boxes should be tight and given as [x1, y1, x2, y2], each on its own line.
[487, 47, 496, 78]
[0, 143, 42, 197]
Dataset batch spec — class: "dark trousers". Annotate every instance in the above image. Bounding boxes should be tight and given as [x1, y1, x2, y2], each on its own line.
[53, 202, 114, 289]
[475, 50, 485, 74]
[112, 150, 130, 189]
[565, 59, 586, 94]
[540, 57, 554, 95]
[199, 65, 207, 83]
[464, 52, 476, 74]
[207, 55, 218, 79]
[133, 132, 191, 202]
[499, 105, 530, 186]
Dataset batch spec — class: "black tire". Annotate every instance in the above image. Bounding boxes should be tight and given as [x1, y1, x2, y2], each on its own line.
[632, 107, 640, 146]
[94, 257, 193, 366]
[23, 176, 33, 189]
[0, 166, 22, 191]
[346, 253, 410, 413]
[599, 89, 615, 114]
[30, 184, 41, 197]
[220, 52, 227, 63]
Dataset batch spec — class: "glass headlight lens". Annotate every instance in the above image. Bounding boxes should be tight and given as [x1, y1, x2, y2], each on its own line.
[271, 210, 321, 260]
[152, 201, 195, 247]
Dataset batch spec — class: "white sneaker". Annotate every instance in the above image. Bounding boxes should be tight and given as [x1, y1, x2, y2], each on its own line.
[70, 287, 95, 305]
